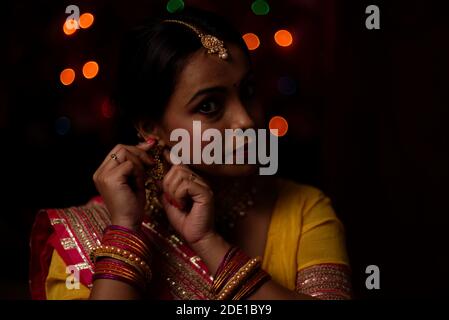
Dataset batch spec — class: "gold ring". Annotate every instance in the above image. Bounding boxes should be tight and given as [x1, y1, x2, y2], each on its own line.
[110, 153, 119, 162]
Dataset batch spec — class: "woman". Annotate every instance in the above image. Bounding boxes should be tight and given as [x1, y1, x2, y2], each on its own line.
[29, 8, 351, 300]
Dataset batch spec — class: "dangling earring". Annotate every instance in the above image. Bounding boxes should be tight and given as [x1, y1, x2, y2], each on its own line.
[144, 142, 165, 218]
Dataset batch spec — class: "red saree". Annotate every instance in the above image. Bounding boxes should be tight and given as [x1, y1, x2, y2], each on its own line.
[29, 196, 215, 300]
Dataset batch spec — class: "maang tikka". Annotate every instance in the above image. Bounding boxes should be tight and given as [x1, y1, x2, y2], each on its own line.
[162, 19, 229, 60]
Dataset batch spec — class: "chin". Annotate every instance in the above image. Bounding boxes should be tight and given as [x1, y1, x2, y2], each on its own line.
[195, 164, 258, 178]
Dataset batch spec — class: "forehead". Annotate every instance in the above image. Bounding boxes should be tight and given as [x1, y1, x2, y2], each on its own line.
[172, 43, 250, 99]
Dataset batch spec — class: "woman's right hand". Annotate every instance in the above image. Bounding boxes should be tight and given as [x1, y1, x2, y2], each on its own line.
[92, 140, 156, 230]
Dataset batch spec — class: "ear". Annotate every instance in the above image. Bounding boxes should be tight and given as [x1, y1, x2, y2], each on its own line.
[135, 119, 166, 146]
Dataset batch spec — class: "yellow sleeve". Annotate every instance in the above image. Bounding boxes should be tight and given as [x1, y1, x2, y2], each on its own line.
[296, 187, 349, 270]
[46, 250, 91, 300]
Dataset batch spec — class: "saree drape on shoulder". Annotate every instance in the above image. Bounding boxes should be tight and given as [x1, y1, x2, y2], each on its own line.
[29, 179, 351, 300]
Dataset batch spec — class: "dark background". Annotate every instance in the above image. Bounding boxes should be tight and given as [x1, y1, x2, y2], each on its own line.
[1, 0, 448, 299]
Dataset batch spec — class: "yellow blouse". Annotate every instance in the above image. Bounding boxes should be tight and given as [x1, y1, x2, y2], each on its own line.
[45, 179, 349, 299]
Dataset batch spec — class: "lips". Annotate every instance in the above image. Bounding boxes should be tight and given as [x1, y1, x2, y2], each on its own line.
[233, 143, 248, 155]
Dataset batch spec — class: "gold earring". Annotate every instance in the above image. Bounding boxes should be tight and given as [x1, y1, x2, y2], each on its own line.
[144, 143, 165, 218]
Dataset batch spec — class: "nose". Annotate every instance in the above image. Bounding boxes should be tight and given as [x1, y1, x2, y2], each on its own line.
[228, 98, 255, 130]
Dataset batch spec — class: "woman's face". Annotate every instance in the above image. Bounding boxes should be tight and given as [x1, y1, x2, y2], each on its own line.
[153, 43, 264, 177]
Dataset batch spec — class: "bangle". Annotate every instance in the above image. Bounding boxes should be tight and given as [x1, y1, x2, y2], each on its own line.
[92, 245, 152, 282]
[212, 247, 272, 300]
[216, 257, 261, 300]
[232, 269, 271, 300]
[91, 224, 153, 291]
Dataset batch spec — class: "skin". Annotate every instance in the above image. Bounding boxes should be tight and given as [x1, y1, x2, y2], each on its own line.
[90, 43, 314, 300]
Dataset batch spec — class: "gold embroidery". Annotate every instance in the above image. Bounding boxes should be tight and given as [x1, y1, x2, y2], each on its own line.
[74, 262, 90, 270]
[142, 221, 214, 299]
[60, 237, 76, 250]
[296, 263, 352, 300]
[50, 218, 65, 225]
[52, 201, 214, 299]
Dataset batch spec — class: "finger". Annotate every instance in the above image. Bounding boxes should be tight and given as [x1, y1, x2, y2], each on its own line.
[165, 168, 188, 208]
[173, 179, 212, 206]
[163, 148, 183, 166]
[107, 159, 145, 190]
[122, 145, 155, 167]
[96, 146, 126, 176]
[162, 165, 184, 199]
[161, 192, 186, 229]
[101, 144, 125, 165]
[174, 166, 209, 189]
[101, 148, 145, 180]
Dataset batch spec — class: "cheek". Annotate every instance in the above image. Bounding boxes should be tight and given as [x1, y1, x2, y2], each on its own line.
[160, 113, 194, 146]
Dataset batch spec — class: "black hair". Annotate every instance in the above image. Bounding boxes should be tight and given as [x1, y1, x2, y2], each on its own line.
[114, 7, 250, 138]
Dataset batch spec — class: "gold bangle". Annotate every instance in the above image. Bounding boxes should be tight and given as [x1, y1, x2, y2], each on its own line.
[92, 246, 152, 281]
[217, 257, 261, 300]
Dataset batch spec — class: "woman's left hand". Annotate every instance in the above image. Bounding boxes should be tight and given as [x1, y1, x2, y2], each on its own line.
[161, 151, 216, 245]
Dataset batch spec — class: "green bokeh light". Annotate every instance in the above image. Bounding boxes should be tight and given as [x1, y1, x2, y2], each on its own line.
[251, 0, 270, 15]
[166, 0, 185, 13]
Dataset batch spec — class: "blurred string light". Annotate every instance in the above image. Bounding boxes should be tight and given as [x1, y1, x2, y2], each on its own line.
[167, 0, 185, 13]
[269, 115, 288, 137]
[274, 29, 293, 47]
[82, 61, 99, 79]
[242, 33, 260, 51]
[55, 116, 71, 135]
[101, 98, 115, 118]
[63, 18, 78, 35]
[251, 0, 270, 15]
[79, 13, 94, 29]
[277, 76, 297, 95]
[62, 12, 94, 35]
[60, 68, 75, 86]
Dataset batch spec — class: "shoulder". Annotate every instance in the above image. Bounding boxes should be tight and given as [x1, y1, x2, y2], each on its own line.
[276, 178, 330, 209]
[274, 178, 338, 225]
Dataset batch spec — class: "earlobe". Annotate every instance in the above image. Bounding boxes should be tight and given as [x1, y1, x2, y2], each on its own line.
[135, 121, 166, 146]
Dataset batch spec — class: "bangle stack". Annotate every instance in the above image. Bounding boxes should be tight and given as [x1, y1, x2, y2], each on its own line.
[212, 247, 271, 300]
[91, 225, 152, 292]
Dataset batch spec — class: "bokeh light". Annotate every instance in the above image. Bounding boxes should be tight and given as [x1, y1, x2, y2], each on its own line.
[82, 61, 99, 79]
[60, 68, 75, 86]
[277, 76, 297, 95]
[269, 116, 289, 137]
[274, 29, 293, 47]
[101, 99, 115, 118]
[242, 33, 260, 51]
[55, 116, 71, 135]
[166, 0, 185, 13]
[79, 13, 94, 29]
[251, 0, 270, 15]
[63, 19, 78, 36]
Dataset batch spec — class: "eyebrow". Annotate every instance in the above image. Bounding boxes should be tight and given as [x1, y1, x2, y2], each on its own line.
[185, 69, 254, 107]
[186, 86, 227, 106]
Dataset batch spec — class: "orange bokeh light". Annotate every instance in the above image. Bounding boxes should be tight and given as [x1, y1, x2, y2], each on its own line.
[274, 29, 293, 47]
[63, 19, 78, 36]
[82, 61, 99, 79]
[269, 116, 289, 137]
[242, 33, 260, 51]
[79, 13, 94, 29]
[60, 68, 75, 86]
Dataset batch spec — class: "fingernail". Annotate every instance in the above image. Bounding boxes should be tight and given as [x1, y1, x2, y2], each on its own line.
[172, 200, 182, 209]
[146, 137, 155, 146]
[163, 192, 182, 209]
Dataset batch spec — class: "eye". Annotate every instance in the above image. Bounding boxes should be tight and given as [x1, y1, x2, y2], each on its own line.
[197, 99, 221, 115]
